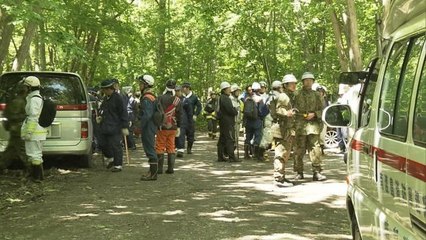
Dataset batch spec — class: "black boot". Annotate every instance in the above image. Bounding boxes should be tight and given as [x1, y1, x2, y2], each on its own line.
[257, 147, 265, 162]
[244, 144, 251, 159]
[187, 142, 193, 154]
[140, 164, 158, 181]
[217, 144, 226, 162]
[294, 172, 304, 180]
[313, 172, 327, 181]
[31, 164, 44, 182]
[157, 154, 164, 174]
[165, 154, 175, 174]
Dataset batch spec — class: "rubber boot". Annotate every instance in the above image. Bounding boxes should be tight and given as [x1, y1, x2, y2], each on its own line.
[253, 145, 259, 160]
[244, 144, 251, 159]
[31, 164, 44, 182]
[157, 154, 164, 174]
[257, 147, 265, 162]
[140, 164, 158, 181]
[313, 171, 327, 181]
[187, 142, 193, 154]
[165, 154, 175, 174]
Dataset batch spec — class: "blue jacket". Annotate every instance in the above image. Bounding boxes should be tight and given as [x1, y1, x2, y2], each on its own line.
[140, 91, 157, 131]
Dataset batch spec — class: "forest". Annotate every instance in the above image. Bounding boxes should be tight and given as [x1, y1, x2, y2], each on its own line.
[0, 0, 383, 97]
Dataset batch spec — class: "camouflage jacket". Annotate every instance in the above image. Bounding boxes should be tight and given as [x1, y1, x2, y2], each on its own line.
[293, 87, 324, 135]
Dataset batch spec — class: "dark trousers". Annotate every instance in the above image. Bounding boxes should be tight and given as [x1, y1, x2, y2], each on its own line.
[208, 119, 217, 134]
[141, 126, 158, 164]
[176, 122, 195, 149]
[126, 125, 136, 148]
[100, 133, 123, 166]
[217, 123, 236, 160]
[244, 125, 262, 146]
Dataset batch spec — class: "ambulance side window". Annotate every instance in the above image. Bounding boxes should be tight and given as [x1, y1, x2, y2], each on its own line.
[379, 35, 425, 140]
[413, 58, 426, 146]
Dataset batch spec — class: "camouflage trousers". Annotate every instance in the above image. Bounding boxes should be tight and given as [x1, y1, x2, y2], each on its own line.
[294, 134, 322, 173]
[273, 135, 294, 182]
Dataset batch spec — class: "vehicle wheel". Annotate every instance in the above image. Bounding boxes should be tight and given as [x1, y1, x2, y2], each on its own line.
[80, 154, 93, 168]
[324, 129, 340, 149]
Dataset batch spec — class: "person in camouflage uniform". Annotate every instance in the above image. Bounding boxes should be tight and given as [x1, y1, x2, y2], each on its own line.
[0, 84, 28, 170]
[269, 80, 295, 187]
[293, 72, 327, 181]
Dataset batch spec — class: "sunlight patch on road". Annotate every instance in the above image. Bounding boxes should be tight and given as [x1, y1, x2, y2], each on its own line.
[113, 205, 128, 209]
[199, 210, 235, 217]
[211, 217, 249, 222]
[107, 211, 133, 216]
[192, 192, 213, 200]
[224, 233, 311, 240]
[173, 199, 187, 203]
[162, 210, 184, 215]
[58, 212, 99, 221]
[80, 203, 99, 209]
[280, 182, 346, 206]
[305, 233, 351, 239]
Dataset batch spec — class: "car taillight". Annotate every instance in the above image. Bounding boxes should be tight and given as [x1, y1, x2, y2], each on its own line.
[81, 121, 88, 139]
[57, 104, 88, 111]
[0, 103, 6, 111]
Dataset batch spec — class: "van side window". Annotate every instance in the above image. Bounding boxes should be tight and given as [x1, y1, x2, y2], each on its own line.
[378, 35, 425, 140]
[359, 58, 380, 127]
[413, 58, 426, 146]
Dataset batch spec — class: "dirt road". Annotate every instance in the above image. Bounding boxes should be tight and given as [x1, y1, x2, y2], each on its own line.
[0, 134, 351, 240]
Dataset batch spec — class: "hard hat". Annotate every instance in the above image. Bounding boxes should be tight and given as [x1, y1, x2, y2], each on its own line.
[100, 79, 115, 88]
[312, 82, 321, 91]
[23, 76, 40, 87]
[166, 79, 176, 89]
[138, 74, 154, 86]
[282, 74, 297, 84]
[220, 81, 231, 90]
[231, 84, 241, 92]
[252, 82, 261, 91]
[272, 80, 282, 89]
[301, 72, 315, 81]
[259, 81, 268, 87]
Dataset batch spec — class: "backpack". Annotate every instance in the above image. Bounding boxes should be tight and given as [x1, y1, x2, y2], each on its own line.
[160, 96, 180, 129]
[243, 97, 259, 120]
[143, 92, 163, 127]
[258, 95, 271, 118]
[32, 95, 57, 128]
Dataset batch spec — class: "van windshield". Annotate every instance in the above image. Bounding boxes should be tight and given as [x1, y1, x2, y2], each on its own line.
[0, 73, 87, 105]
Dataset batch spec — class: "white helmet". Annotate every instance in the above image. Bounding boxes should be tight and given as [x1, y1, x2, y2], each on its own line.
[282, 74, 297, 84]
[259, 81, 268, 87]
[301, 72, 315, 81]
[312, 82, 321, 91]
[230, 84, 241, 92]
[271, 80, 282, 89]
[139, 74, 155, 86]
[252, 82, 261, 91]
[220, 81, 231, 90]
[23, 76, 40, 87]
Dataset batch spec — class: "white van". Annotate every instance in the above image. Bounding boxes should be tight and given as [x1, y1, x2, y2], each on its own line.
[322, 1, 426, 239]
[0, 72, 93, 167]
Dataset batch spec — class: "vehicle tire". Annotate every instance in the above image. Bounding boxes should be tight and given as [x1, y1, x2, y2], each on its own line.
[351, 214, 362, 240]
[324, 129, 340, 149]
[80, 153, 93, 168]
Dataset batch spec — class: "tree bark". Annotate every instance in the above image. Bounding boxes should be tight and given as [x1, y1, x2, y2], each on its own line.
[12, 19, 39, 71]
[346, 0, 362, 70]
[156, 0, 167, 79]
[0, 9, 15, 73]
[39, 23, 47, 70]
[327, 1, 349, 72]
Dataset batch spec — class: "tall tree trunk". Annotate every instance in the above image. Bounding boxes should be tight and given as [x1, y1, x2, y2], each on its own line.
[0, 9, 15, 73]
[12, 19, 39, 71]
[39, 22, 46, 70]
[346, 0, 362, 70]
[88, 32, 102, 86]
[327, 1, 349, 72]
[156, 0, 167, 79]
[81, 30, 97, 81]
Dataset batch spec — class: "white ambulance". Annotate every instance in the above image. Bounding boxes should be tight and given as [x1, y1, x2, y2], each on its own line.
[322, 0, 426, 239]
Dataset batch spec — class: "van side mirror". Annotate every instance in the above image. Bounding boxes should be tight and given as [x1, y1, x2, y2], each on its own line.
[339, 71, 368, 85]
[322, 104, 352, 128]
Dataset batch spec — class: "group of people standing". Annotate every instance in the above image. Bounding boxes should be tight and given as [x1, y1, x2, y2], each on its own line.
[213, 72, 327, 187]
[95, 75, 201, 181]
